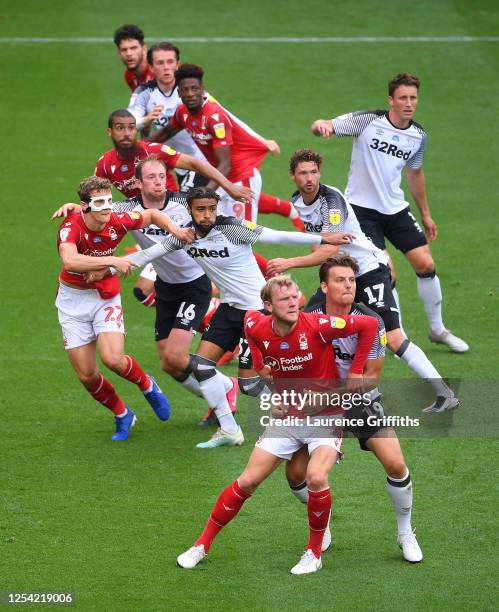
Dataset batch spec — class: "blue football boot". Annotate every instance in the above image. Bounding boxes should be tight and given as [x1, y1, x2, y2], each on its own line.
[112, 408, 137, 441]
[144, 375, 171, 421]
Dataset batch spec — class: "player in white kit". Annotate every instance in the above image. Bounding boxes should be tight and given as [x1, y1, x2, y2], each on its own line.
[267, 149, 458, 413]
[124, 186, 355, 448]
[311, 72, 468, 356]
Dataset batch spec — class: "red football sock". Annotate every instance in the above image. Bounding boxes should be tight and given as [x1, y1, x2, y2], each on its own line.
[84, 374, 126, 416]
[142, 291, 156, 307]
[306, 488, 331, 559]
[195, 480, 252, 552]
[258, 193, 292, 217]
[119, 355, 150, 392]
[253, 252, 268, 276]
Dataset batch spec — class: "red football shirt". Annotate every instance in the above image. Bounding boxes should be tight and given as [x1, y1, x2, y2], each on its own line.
[95, 141, 180, 197]
[169, 98, 270, 182]
[124, 66, 154, 92]
[244, 311, 378, 379]
[57, 210, 144, 298]
[245, 310, 377, 416]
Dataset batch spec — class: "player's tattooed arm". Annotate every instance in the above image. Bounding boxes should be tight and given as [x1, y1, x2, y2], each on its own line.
[175, 153, 252, 202]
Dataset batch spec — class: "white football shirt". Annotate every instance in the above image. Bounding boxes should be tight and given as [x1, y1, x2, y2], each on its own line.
[332, 110, 427, 215]
[292, 183, 388, 275]
[112, 194, 204, 284]
[156, 218, 322, 310]
[128, 82, 205, 162]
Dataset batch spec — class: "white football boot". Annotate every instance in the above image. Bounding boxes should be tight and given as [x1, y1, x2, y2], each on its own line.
[397, 530, 423, 563]
[422, 394, 459, 414]
[429, 329, 469, 353]
[196, 426, 244, 449]
[290, 549, 322, 575]
[177, 545, 206, 569]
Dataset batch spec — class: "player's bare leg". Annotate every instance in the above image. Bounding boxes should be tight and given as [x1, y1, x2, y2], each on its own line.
[367, 434, 423, 562]
[189, 340, 242, 448]
[290, 445, 336, 575]
[405, 245, 468, 353]
[97, 331, 170, 421]
[177, 448, 282, 568]
[157, 329, 193, 380]
[133, 274, 156, 307]
[66, 341, 135, 440]
[286, 446, 310, 502]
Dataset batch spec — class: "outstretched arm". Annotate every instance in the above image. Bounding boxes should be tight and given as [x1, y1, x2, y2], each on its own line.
[139, 209, 194, 244]
[149, 122, 182, 143]
[257, 226, 353, 247]
[266, 244, 338, 276]
[59, 243, 133, 276]
[175, 153, 252, 202]
[311, 119, 335, 138]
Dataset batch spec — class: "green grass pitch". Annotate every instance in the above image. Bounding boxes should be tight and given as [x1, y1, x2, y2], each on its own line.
[1, 1, 498, 610]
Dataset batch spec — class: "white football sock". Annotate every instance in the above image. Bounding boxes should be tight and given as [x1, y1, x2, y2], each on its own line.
[290, 481, 309, 504]
[386, 471, 413, 535]
[180, 373, 203, 398]
[219, 372, 234, 393]
[391, 286, 404, 333]
[200, 373, 238, 433]
[417, 274, 445, 335]
[397, 341, 452, 396]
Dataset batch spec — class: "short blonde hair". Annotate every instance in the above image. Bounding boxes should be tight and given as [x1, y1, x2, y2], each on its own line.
[78, 176, 112, 202]
[260, 274, 299, 303]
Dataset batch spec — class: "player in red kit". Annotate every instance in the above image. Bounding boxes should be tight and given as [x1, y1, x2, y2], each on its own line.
[151, 63, 304, 229]
[95, 109, 252, 202]
[55, 176, 191, 441]
[113, 24, 154, 92]
[176, 275, 377, 575]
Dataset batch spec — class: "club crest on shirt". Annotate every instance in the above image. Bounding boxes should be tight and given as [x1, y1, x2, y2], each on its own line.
[108, 226, 118, 241]
[299, 334, 308, 350]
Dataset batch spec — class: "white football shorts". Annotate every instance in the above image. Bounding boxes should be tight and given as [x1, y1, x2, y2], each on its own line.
[216, 167, 262, 224]
[56, 283, 125, 350]
[255, 422, 343, 461]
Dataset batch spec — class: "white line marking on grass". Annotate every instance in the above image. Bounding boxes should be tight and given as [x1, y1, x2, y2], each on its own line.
[1, 36, 499, 43]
